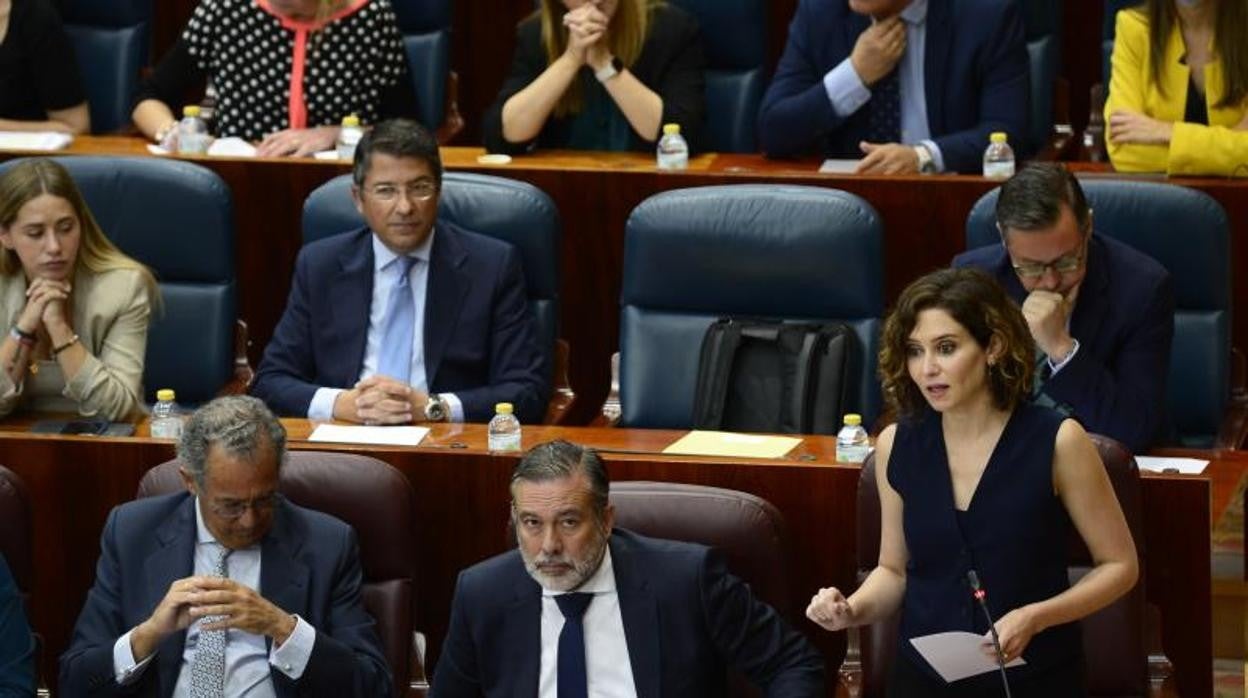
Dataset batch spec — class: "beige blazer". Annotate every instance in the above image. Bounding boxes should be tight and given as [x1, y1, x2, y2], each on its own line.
[0, 267, 150, 420]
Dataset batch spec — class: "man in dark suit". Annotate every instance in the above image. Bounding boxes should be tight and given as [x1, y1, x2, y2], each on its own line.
[251, 119, 547, 425]
[954, 164, 1174, 453]
[431, 440, 824, 697]
[59, 396, 392, 697]
[758, 0, 1030, 174]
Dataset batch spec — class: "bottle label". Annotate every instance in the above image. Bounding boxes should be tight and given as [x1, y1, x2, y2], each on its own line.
[488, 432, 522, 452]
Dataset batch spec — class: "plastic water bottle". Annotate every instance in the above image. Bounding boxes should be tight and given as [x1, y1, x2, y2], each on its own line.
[656, 123, 688, 171]
[337, 114, 363, 160]
[487, 402, 522, 452]
[836, 413, 870, 463]
[176, 105, 210, 155]
[982, 131, 1015, 180]
[150, 389, 184, 440]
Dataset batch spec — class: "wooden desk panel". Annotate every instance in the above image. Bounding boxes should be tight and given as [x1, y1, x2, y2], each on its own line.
[0, 421, 1219, 696]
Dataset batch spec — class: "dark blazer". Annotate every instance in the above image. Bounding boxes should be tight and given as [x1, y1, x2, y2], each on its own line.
[482, 5, 706, 154]
[0, 553, 34, 696]
[250, 223, 547, 424]
[430, 528, 825, 697]
[758, 0, 1030, 172]
[954, 234, 1175, 453]
[58, 493, 392, 697]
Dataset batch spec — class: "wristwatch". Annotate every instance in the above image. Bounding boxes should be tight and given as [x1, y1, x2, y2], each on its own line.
[595, 56, 624, 84]
[424, 394, 448, 423]
[914, 144, 937, 174]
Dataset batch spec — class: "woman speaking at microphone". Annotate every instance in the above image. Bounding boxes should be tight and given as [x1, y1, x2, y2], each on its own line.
[808, 268, 1138, 696]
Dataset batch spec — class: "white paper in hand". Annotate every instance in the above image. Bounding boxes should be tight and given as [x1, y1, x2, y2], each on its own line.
[909, 631, 1025, 683]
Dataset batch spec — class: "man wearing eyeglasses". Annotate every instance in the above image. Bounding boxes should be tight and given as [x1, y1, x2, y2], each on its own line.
[60, 396, 392, 697]
[251, 118, 547, 425]
[954, 163, 1174, 453]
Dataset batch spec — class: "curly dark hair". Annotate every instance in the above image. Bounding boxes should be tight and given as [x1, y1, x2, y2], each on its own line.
[879, 268, 1034, 418]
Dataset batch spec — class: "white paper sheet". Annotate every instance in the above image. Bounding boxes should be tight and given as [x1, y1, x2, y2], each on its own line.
[0, 131, 73, 151]
[909, 631, 1025, 683]
[207, 137, 257, 157]
[818, 158, 860, 174]
[307, 424, 429, 447]
[1135, 455, 1208, 474]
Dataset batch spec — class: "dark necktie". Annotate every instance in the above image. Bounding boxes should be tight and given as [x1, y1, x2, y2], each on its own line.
[865, 69, 901, 144]
[555, 592, 594, 698]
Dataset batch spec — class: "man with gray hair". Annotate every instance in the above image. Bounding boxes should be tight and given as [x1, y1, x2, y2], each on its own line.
[60, 396, 392, 697]
[432, 440, 824, 697]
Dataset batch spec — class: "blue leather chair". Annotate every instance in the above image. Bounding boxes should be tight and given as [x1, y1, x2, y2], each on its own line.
[58, 0, 152, 134]
[1102, 0, 1139, 92]
[618, 185, 884, 430]
[0, 156, 237, 406]
[391, 0, 453, 133]
[668, 0, 766, 153]
[966, 179, 1234, 447]
[1021, 0, 1062, 153]
[302, 172, 570, 420]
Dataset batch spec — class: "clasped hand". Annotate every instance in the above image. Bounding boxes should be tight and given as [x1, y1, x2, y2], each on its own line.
[563, 3, 611, 69]
[333, 374, 429, 425]
[137, 576, 295, 658]
[16, 277, 71, 337]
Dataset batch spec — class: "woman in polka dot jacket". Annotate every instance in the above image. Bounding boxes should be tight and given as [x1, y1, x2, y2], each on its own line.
[132, 0, 419, 157]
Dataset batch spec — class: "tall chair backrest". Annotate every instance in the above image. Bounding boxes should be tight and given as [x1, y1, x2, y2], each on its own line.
[137, 452, 418, 698]
[854, 432, 1148, 696]
[0, 466, 31, 596]
[667, 0, 766, 152]
[1021, 0, 1062, 152]
[58, 0, 152, 133]
[610, 481, 793, 698]
[1102, 0, 1140, 91]
[0, 156, 236, 405]
[966, 179, 1231, 446]
[390, 0, 453, 131]
[619, 185, 884, 429]
[301, 172, 561, 389]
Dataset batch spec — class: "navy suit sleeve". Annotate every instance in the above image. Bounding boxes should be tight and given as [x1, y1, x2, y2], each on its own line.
[428, 571, 481, 698]
[251, 247, 325, 417]
[758, 0, 849, 158]
[274, 528, 393, 698]
[1044, 273, 1175, 453]
[453, 247, 547, 424]
[0, 554, 34, 697]
[701, 551, 825, 695]
[930, 1, 1031, 173]
[59, 509, 149, 697]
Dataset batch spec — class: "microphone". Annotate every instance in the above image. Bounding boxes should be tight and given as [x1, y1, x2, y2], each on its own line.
[967, 569, 1013, 698]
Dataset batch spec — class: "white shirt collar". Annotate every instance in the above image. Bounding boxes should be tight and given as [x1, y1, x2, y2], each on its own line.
[542, 545, 617, 597]
[371, 226, 435, 273]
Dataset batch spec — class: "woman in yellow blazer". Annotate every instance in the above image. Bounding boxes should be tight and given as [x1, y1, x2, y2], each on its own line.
[1105, 0, 1248, 176]
[0, 159, 158, 420]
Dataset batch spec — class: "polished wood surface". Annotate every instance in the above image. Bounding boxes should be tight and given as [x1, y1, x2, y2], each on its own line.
[0, 419, 1220, 696]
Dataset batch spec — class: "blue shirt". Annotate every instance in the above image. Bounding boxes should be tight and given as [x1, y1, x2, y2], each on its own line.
[820, 0, 947, 171]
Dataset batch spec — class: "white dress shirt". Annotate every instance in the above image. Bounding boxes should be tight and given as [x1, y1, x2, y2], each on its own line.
[307, 230, 464, 421]
[111, 498, 316, 695]
[539, 548, 638, 698]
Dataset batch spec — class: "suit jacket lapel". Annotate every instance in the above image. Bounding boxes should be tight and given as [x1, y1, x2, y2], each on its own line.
[501, 574, 542, 698]
[611, 535, 660, 698]
[328, 229, 374, 386]
[260, 502, 311, 630]
[923, 0, 952, 135]
[143, 498, 196, 693]
[424, 224, 469, 387]
[1069, 237, 1110, 350]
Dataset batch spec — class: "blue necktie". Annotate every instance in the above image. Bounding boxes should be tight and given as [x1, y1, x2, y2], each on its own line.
[866, 69, 901, 144]
[378, 256, 417, 383]
[555, 592, 594, 698]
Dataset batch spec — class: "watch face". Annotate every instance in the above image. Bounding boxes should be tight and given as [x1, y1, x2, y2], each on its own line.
[425, 400, 446, 422]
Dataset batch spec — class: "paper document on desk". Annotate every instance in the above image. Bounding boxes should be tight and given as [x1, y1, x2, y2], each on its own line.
[909, 631, 1025, 683]
[818, 159, 860, 174]
[308, 424, 429, 447]
[0, 131, 72, 151]
[662, 430, 801, 459]
[1135, 456, 1208, 474]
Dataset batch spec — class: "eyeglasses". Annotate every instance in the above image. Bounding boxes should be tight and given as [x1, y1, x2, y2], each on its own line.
[208, 493, 282, 520]
[364, 182, 438, 202]
[1011, 249, 1085, 277]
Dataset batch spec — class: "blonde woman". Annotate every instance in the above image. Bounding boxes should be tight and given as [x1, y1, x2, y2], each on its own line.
[0, 159, 157, 420]
[132, 0, 417, 157]
[483, 0, 706, 154]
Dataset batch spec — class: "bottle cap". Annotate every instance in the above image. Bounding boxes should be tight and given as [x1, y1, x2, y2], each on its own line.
[662, 123, 681, 135]
[341, 114, 360, 128]
[990, 131, 1007, 143]
[182, 105, 201, 118]
[495, 402, 514, 415]
[843, 413, 862, 426]
[156, 389, 176, 401]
